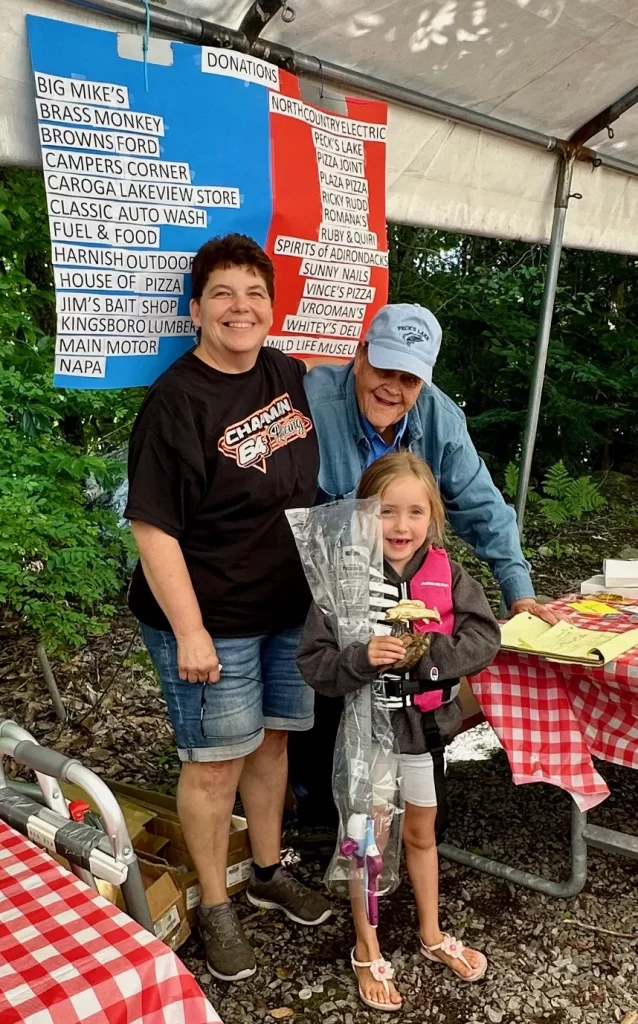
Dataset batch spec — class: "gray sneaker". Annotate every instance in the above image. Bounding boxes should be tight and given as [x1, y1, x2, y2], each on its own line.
[246, 866, 332, 925]
[198, 901, 256, 982]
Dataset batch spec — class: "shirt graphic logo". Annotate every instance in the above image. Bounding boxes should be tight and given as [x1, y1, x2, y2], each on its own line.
[218, 392, 313, 473]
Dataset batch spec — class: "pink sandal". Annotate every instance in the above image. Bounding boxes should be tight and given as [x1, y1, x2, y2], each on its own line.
[351, 948, 402, 1012]
[420, 933, 487, 982]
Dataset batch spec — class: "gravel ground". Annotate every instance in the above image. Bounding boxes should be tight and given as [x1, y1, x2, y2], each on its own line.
[4, 613, 638, 1023]
[180, 735, 638, 1024]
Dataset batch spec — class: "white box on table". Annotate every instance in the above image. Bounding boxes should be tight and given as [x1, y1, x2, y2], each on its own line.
[603, 559, 638, 588]
[581, 574, 638, 599]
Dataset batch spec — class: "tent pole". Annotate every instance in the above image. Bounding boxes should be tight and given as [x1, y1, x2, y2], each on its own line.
[514, 152, 575, 531]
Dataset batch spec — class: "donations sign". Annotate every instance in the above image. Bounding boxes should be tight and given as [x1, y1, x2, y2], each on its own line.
[27, 16, 388, 390]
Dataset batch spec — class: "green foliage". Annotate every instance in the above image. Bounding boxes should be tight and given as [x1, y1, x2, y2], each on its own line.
[0, 169, 142, 652]
[503, 460, 606, 525]
[540, 461, 607, 523]
[389, 225, 638, 479]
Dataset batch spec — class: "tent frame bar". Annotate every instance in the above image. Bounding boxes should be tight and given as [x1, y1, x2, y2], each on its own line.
[62, 0, 638, 179]
[571, 83, 638, 147]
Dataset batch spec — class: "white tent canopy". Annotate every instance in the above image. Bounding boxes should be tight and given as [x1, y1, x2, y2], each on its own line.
[4, 0, 638, 251]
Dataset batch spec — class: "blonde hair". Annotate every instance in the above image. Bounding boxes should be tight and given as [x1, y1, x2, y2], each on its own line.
[357, 452, 446, 545]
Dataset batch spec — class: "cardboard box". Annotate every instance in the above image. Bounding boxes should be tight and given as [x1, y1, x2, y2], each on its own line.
[109, 782, 183, 820]
[459, 676, 482, 723]
[137, 815, 252, 920]
[603, 558, 638, 588]
[136, 842, 201, 925]
[60, 782, 157, 844]
[58, 784, 188, 948]
[97, 862, 190, 951]
[109, 781, 253, 920]
[581, 574, 638, 600]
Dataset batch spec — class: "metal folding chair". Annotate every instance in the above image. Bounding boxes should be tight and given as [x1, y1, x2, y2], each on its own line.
[0, 719, 153, 931]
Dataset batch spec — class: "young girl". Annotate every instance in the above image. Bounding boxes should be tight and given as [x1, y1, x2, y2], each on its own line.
[297, 452, 501, 1012]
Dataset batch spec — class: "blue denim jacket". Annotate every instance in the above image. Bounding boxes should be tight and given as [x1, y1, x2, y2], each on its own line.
[304, 362, 534, 608]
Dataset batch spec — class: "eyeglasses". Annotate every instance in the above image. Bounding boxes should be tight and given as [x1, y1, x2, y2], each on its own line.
[371, 366, 422, 389]
[361, 344, 422, 390]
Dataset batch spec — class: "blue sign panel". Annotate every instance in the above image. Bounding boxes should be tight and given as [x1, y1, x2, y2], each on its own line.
[27, 15, 274, 388]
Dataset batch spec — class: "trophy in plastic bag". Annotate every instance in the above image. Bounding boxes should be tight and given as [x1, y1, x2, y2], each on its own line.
[286, 498, 403, 926]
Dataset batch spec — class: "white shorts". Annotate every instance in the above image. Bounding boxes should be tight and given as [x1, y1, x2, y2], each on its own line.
[400, 751, 442, 808]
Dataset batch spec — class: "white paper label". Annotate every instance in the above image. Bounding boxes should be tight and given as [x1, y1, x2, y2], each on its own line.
[186, 883, 202, 911]
[56, 314, 195, 337]
[50, 220, 160, 248]
[26, 821, 56, 852]
[269, 94, 386, 143]
[266, 337, 358, 359]
[202, 48, 280, 91]
[37, 99, 163, 136]
[42, 149, 191, 183]
[54, 355, 106, 377]
[274, 236, 388, 268]
[317, 227, 378, 249]
[57, 293, 178, 316]
[303, 279, 375, 303]
[226, 857, 252, 888]
[55, 337, 159, 357]
[39, 123, 160, 157]
[154, 904, 180, 940]
[321, 188, 369, 214]
[296, 299, 367, 322]
[35, 72, 129, 109]
[312, 129, 364, 158]
[315, 149, 365, 177]
[282, 315, 362, 339]
[299, 260, 371, 284]
[51, 245, 195, 271]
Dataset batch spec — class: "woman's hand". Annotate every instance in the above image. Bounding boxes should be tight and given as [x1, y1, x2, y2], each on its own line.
[176, 627, 221, 683]
[367, 636, 407, 668]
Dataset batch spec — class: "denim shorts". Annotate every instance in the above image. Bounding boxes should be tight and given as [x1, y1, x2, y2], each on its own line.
[141, 624, 315, 762]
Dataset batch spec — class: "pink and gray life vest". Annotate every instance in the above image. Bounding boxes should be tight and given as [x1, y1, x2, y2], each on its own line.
[410, 546, 455, 711]
[371, 546, 457, 712]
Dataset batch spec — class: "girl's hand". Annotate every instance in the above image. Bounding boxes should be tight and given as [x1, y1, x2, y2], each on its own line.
[367, 636, 407, 667]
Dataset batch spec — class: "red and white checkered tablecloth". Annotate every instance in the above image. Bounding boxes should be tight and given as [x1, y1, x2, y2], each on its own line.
[0, 821, 222, 1024]
[469, 595, 638, 811]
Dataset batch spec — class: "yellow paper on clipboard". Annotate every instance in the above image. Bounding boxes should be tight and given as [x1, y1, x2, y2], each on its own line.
[500, 613, 638, 666]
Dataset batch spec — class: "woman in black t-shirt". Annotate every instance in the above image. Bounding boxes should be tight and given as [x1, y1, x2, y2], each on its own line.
[125, 234, 331, 982]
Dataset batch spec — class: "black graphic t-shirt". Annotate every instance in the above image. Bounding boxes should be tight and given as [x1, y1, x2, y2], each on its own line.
[125, 347, 319, 637]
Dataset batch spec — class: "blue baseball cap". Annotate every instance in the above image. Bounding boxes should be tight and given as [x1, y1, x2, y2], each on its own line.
[366, 303, 442, 385]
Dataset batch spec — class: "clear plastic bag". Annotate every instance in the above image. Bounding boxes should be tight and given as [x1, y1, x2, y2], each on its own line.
[286, 499, 404, 922]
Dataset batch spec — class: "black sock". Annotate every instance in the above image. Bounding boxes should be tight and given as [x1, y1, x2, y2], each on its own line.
[253, 862, 280, 883]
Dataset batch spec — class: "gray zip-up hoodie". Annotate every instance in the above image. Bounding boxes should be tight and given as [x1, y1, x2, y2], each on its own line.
[296, 545, 501, 756]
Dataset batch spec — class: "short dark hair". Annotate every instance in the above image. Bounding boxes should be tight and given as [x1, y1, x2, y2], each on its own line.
[190, 233, 275, 302]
